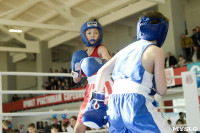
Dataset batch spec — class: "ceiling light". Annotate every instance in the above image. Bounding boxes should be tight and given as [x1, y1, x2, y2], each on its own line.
[9, 29, 22, 33]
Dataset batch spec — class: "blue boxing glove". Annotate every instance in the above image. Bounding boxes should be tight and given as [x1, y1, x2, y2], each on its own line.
[82, 91, 107, 129]
[80, 57, 104, 77]
[71, 50, 88, 77]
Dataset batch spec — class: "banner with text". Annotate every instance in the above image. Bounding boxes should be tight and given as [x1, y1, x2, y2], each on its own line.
[3, 88, 85, 112]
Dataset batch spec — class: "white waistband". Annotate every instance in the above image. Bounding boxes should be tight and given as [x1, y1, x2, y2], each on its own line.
[87, 74, 112, 84]
[112, 79, 154, 102]
[112, 79, 151, 96]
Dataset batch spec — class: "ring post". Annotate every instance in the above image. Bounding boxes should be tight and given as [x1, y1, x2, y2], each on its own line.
[181, 71, 200, 131]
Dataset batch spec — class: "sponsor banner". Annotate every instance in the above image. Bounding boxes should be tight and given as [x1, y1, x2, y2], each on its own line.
[173, 66, 187, 86]
[165, 68, 175, 87]
[3, 87, 85, 112]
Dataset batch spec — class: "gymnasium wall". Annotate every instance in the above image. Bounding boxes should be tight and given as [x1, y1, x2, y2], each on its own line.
[184, 0, 200, 36]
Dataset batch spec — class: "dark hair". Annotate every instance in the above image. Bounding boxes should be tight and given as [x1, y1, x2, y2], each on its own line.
[140, 11, 169, 23]
[179, 55, 183, 58]
[28, 123, 35, 128]
[179, 112, 184, 116]
[61, 123, 68, 128]
[70, 115, 77, 120]
[51, 124, 59, 130]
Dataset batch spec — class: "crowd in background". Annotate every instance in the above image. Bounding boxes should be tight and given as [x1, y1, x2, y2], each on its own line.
[2, 115, 107, 133]
[44, 67, 87, 91]
[10, 67, 88, 103]
[165, 26, 200, 68]
[3, 112, 188, 133]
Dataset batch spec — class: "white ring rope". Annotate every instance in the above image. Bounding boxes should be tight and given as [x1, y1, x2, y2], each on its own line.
[1, 110, 79, 117]
[0, 90, 85, 94]
[0, 72, 72, 77]
[1, 105, 193, 117]
[1, 71, 200, 78]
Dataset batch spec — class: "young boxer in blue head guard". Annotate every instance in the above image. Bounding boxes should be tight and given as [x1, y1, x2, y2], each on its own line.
[71, 20, 113, 133]
[84, 11, 173, 133]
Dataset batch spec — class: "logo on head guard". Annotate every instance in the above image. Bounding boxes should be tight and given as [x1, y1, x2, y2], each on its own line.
[94, 57, 103, 64]
[87, 22, 97, 27]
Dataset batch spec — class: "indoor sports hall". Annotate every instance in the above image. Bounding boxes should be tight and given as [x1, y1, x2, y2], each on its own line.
[0, 0, 200, 133]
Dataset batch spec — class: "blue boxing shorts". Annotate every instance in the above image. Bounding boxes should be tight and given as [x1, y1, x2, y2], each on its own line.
[107, 79, 173, 133]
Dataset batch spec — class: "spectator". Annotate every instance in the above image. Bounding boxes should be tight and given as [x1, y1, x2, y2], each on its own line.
[174, 119, 187, 133]
[2, 120, 10, 133]
[176, 112, 186, 124]
[27, 123, 36, 133]
[43, 122, 50, 133]
[167, 119, 172, 127]
[64, 78, 71, 89]
[165, 52, 178, 68]
[81, 78, 88, 88]
[37, 121, 44, 130]
[10, 129, 15, 133]
[61, 123, 68, 132]
[80, 77, 87, 87]
[19, 125, 25, 133]
[54, 69, 59, 81]
[195, 26, 200, 45]
[11, 94, 20, 102]
[57, 80, 62, 90]
[192, 45, 200, 62]
[49, 78, 57, 90]
[59, 67, 65, 81]
[64, 69, 68, 73]
[14, 129, 20, 133]
[41, 85, 46, 90]
[50, 125, 59, 133]
[178, 55, 186, 67]
[51, 118, 62, 132]
[61, 82, 67, 90]
[67, 116, 77, 132]
[48, 68, 53, 82]
[44, 82, 51, 90]
[181, 33, 193, 62]
[28, 94, 34, 99]
[191, 28, 198, 46]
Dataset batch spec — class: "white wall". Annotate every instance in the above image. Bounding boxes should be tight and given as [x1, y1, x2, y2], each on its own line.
[52, 61, 71, 72]
[184, 0, 200, 36]
[15, 61, 72, 90]
[103, 23, 137, 55]
[16, 61, 37, 90]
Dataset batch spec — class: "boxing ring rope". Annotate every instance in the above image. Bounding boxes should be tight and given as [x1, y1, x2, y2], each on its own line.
[0, 72, 200, 132]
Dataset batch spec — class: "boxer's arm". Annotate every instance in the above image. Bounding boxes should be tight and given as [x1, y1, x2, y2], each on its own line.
[98, 45, 112, 61]
[95, 53, 119, 92]
[154, 48, 167, 96]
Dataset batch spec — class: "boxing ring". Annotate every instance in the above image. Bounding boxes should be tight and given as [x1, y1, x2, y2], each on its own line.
[0, 71, 200, 133]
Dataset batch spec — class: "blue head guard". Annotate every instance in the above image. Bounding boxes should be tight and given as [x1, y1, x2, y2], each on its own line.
[81, 21, 103, 47]
[137, 16, 169, 47]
